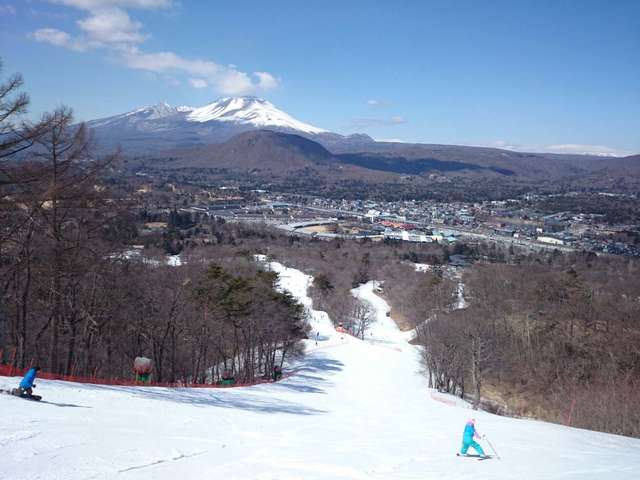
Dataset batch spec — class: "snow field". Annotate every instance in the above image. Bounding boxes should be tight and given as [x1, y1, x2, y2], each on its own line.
[1, 263, 639, 479]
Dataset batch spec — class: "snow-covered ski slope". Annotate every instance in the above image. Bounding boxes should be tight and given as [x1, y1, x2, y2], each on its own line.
[1, 262, 639, 480]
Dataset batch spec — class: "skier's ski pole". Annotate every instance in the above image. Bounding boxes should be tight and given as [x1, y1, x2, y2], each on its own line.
[484, 436, 501, 460]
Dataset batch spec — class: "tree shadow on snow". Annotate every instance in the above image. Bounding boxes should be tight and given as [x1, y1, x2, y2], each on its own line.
[271, 374, 327, 394]
[81, 385, 327, 415]
[301, 356, 344, 373]
[271, 355, 344, 395]
[272, 383, 325, 394]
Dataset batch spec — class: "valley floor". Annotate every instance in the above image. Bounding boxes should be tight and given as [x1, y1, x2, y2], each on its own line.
[1, 263, 639, 479]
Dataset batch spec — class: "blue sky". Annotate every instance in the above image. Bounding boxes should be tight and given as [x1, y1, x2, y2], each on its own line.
[1, 0, 639, 155]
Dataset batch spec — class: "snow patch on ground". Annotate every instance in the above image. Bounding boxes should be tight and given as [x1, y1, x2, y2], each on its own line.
[112, 249, 183, 267]
[414, 262, 467, 310]
[414, 263, 432, 272]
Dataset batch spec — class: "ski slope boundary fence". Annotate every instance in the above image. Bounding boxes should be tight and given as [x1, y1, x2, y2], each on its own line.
[0, 362, 302, 390]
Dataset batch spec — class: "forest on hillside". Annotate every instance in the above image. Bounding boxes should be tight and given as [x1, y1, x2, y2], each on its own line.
[0, 64, 307, 385]
[417, 257, 640, 438]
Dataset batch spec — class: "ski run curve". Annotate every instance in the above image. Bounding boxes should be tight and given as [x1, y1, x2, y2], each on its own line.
[1, 261, 639, 479]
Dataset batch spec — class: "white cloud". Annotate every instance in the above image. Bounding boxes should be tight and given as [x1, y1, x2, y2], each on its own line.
[121, 49, 216, 76]
[367, 99, 391, 108]
[188, 78, 208, 89]
[0, 4, 16, 15]
[32, 0, 280, 95]
[31, 28, 89, 51]
[29, 7, 70, 19]
[51, 0, 173, 10]
[77, 8, 147, 46]
[350, 116, 406, 129]
[465, 140, 627, 157]
[254, 72, 279, 90]
[481, 140, 521, 151]
[543, 144, 625, 157]
[213, 69, 255, 96]
[120, 49, 278, 95]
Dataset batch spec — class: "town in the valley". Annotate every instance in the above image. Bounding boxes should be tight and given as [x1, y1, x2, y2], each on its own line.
[133, 176, 640, 257]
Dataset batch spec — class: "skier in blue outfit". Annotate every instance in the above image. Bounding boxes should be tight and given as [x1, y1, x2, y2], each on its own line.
[459, 418, 487, 458]
[18, 366, 41, 396]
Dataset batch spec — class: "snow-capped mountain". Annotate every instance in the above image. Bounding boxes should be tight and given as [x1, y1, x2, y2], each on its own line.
[187, 97, 326, 134]
[87, 102, 180, 128]
[85, 96, 347, 152]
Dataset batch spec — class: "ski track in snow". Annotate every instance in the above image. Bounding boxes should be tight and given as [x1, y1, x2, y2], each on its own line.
[0, 429, 41, 447]
[118, 450, 208, 473]
[1, 262, 640, 479]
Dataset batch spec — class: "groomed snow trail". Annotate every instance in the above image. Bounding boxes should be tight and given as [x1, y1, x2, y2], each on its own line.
[2, 263, 639, 479]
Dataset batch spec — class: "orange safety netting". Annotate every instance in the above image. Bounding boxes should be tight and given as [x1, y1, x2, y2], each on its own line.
[0, 362, 296, 389]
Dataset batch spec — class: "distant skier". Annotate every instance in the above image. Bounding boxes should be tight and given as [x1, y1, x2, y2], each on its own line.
[459, 418, 487, 458]
[17, 366, 41, 397]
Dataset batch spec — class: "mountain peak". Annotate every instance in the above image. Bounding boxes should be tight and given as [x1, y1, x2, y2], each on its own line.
[123, 101, 178, 120]
[186, 96, 326, 134]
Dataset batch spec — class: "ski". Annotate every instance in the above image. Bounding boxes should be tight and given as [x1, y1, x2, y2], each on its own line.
[456, 453, 493, 460]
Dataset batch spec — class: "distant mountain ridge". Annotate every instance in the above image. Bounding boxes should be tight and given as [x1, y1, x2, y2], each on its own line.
[87, 96, 639, 181]
[161, 130, 530, 179]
